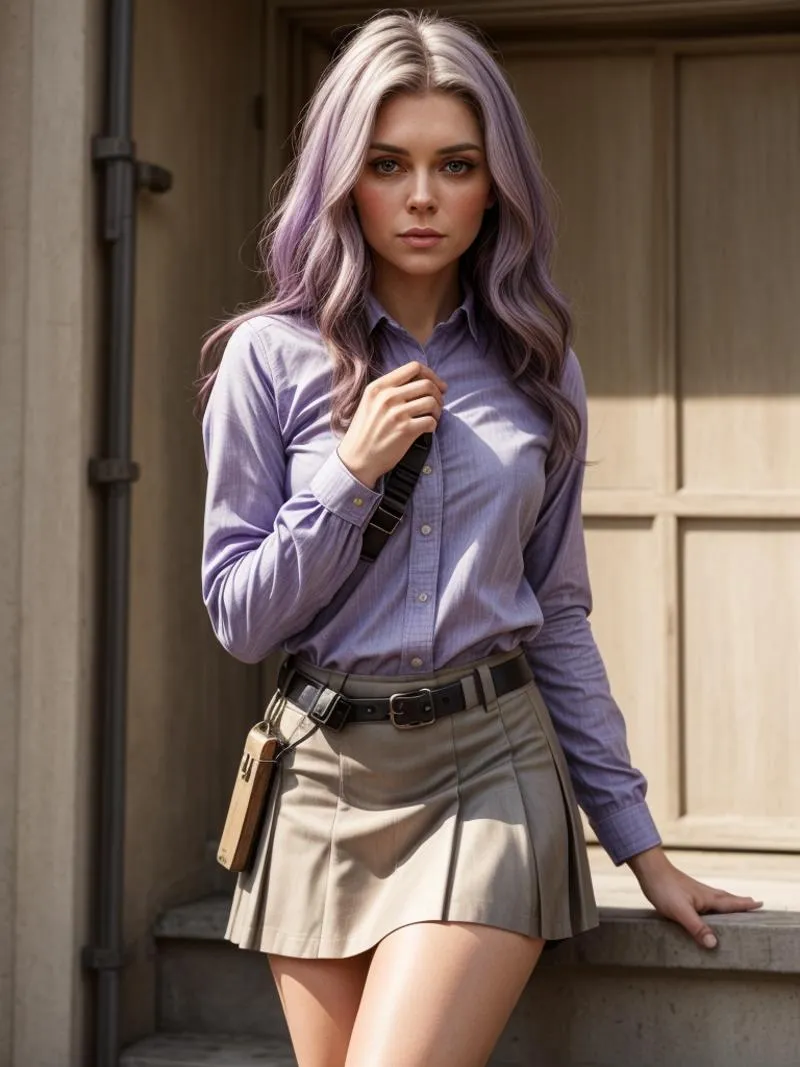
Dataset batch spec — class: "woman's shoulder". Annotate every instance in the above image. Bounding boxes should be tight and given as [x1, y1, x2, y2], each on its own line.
[558, 348, 587, 411]
[206, 310, 330, 432]
[229, 308, 324, 355]
[222, 309, 329, 384]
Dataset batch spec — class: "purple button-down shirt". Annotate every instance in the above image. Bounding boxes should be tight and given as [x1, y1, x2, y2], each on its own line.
[201, 283, 662, 865]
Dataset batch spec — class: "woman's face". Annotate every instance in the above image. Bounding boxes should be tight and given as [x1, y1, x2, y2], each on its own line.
[351, 90, 496, 278]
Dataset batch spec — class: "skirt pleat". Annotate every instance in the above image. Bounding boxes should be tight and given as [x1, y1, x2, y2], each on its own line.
[224, 649, 599, 959]
[524, 683, 598, 932]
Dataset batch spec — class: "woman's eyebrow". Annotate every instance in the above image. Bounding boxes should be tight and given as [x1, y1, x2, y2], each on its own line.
[368, 141, 482, 154]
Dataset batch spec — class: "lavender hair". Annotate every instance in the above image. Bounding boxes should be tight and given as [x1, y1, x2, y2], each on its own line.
[194, 8, 581, 465]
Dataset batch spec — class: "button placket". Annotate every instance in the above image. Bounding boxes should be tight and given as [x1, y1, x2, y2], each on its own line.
[399, 435, 442, 672]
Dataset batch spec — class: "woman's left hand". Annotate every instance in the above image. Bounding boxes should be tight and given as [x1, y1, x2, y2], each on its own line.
[627, 846, 763, 949]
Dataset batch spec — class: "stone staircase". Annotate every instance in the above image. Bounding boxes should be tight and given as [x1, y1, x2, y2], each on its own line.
[121, 894, 294, 1066]
[121, 884, 800, 1067]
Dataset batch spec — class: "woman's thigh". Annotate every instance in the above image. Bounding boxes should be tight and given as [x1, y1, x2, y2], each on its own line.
[269, 949, 373, 1067]
[344, 921, 545, 1067]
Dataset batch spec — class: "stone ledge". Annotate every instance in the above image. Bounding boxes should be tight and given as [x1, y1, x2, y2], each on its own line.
[542, 907, 800, 974]
[155, 895, 800, 974]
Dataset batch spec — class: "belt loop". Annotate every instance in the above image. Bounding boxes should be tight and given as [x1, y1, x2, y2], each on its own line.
[474, 661, 500, 715]
[308, 666, 351, 731]
[275, 654, 294, 693]
[265, 656, 293, 730]
[325, 668, 349, 696]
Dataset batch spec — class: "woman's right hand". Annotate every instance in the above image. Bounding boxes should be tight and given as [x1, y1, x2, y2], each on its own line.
[337, 361, 448, 489]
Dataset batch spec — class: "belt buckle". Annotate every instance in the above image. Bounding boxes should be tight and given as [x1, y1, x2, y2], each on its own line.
[388, 688, 435, 730]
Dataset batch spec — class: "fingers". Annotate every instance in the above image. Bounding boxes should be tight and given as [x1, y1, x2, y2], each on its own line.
[671, 901, 720, 950]
[403, 394, 444, 423]
[690, 879, 763, 914]
[380, 360, 447, 394]
[699, 892, 764, 915]
[344, 360, 446, 483]
[395, 377, 446, 411]
[673, 890, 764, 951]
[639, 862, 765, 954]
[374, 362, 446, 422]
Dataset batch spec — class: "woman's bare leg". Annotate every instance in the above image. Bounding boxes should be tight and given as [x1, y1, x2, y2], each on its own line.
[269, 949, 373, 1067]
[344, 922, 544, 1067]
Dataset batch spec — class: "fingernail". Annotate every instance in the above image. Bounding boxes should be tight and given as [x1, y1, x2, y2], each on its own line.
[702, 933, 718, 949]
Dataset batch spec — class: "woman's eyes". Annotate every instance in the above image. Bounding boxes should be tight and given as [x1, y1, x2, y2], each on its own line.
[370, 159, 475, 176]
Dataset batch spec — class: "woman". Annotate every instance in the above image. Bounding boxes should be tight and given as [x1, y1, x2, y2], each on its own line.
[197, 10, 761, 1067]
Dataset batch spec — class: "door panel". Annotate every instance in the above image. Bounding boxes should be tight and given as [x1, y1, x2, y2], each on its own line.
[584, 519, 671, 818]
[508, 55, 660, 492]
[683, 522, 800, 819]
[679, 54, 800, 493]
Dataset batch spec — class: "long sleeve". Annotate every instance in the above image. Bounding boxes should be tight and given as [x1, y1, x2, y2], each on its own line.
[201, 320, 384, 663]
[521, 350, 662, 865]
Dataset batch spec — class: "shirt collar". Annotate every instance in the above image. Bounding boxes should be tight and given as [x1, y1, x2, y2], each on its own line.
[365, 277, 480, 346]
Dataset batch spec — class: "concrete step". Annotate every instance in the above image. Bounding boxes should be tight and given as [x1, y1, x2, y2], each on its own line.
[121, 1032, 295, 1067]
[156, 894, 232, 942]
[154, 895, 285, 1039]
[154, 894, 800, 1066]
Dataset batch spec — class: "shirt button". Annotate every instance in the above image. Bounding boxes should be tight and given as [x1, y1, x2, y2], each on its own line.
[422, 465, 433, 475]
[353, 497, 364, 507]
[417, 593, 429, 602]
[420, 524, 432, 536]
[410, 657, 423, 668]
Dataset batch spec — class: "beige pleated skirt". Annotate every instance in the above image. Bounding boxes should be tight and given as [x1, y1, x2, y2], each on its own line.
[225, 647, 598, 959]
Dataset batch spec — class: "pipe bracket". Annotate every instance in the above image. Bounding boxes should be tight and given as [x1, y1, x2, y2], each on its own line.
[92, 135, 173, 192]
[135, 160, 172, 193]
[88, 458, 141, 486]
[82, 945, 128, 971]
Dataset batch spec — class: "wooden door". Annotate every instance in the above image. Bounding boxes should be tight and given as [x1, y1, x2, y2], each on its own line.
[285, 17, 800, 853]
[504, 37, 800, 850]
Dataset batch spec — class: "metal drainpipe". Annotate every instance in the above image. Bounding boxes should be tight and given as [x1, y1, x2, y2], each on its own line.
[82, 0, 171, 1064]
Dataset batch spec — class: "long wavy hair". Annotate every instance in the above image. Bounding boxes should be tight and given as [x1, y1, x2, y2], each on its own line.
[195, 8, 580, 464]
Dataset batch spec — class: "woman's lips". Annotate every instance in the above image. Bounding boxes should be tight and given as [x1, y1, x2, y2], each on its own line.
[399, 234, 444, 248]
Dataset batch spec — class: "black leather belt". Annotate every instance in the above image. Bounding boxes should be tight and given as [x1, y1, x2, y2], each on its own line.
[278, 653, 532, 731]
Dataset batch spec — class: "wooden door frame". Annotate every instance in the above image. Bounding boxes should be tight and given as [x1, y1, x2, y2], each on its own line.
[263, 0, 800, 190]
[260, 0, 800, 853]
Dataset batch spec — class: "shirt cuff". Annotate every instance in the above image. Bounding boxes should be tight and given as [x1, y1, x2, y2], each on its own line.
[309, 448, 383, 528]
[590, 801, 663, 867]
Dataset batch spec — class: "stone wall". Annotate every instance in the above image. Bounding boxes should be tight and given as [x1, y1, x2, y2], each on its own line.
[122, 0, 265, 1045]
[0, 0, 104, 1063]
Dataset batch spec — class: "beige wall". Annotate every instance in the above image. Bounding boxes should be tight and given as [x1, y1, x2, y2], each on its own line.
[0, 1, 30, 1060]
[0, 0, 104, 1064]
[122, 0, 265, 1045]
[0, 0, 265, 1059]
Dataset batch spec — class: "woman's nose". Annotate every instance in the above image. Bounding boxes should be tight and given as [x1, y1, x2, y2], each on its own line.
[407, 173, 435, 209]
